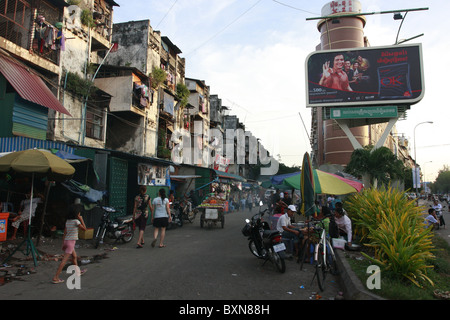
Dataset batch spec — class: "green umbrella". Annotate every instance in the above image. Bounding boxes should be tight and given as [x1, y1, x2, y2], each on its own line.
[300, 152, 315, 217]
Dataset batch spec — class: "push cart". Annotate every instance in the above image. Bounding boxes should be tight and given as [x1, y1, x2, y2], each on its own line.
[197, 196, 226, 228]
[199, 206, 224, 228]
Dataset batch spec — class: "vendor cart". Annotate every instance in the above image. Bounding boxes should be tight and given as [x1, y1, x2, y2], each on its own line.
[199, 206, 224, 228]
[197, 196, 225, 228]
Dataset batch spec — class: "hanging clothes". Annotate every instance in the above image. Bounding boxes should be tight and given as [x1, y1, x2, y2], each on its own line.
[56, 30, 65, 51]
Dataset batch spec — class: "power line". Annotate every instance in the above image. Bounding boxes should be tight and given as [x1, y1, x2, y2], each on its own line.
[185, 0, 263, 56]
[155, 0, 179, 29]
[271, 0, 319, 15]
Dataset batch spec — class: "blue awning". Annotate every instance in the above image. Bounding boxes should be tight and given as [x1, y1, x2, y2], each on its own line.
[270, 171, 300, 185]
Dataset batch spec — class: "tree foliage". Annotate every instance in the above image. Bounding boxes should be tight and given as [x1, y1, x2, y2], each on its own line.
[430, 166, 450, 194]
[345, 145, 406, 187]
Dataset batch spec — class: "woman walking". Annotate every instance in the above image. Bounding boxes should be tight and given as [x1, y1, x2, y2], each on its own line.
[150, 188, 171, 248]
[133, 186, 151, 248]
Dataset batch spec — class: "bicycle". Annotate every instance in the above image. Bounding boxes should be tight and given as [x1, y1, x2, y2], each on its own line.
[299, 219, 338, 291]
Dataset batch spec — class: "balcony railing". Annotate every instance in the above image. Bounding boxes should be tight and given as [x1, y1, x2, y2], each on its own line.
[0, 0, 62, 65]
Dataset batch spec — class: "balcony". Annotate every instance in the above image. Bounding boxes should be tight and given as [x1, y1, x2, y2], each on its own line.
[94, 71, 150, 116]
[0, 0, 65, 72]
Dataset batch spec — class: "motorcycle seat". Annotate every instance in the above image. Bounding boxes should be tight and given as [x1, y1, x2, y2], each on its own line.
[263, 230, 280, 238]
[116, 215, 134, 223]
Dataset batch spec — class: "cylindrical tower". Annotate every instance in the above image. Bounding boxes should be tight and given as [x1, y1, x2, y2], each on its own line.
[314, 0, 371, 167]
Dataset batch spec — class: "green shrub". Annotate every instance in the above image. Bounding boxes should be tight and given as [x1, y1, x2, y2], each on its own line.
[346, 186, 435, 287]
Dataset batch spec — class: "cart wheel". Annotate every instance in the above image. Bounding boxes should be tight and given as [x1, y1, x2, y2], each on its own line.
[221, 215, 225, 228]
[200, 218, 204, 228]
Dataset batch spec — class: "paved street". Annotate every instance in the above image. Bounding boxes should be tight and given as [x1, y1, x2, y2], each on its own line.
[0, 208, 342, 301]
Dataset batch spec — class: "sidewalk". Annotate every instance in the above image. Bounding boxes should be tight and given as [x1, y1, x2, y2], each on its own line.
[419, 199, 450, 246]
[0, 234, 113, 286]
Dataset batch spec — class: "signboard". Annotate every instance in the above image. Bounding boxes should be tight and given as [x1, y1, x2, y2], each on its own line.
[330, 106, 398, 119]
[305, 44, 424, 107]
[137, 163, 169, 186]
[412, 167, 421, 189]
[321, 0, 362, 16]
[214, 154, 231, 172]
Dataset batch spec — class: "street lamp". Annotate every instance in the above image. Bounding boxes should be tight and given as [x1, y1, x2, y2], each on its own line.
[413, 121, 433, 195]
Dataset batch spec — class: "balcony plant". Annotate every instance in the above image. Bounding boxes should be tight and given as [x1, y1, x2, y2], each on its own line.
[150, 67, 166, 89]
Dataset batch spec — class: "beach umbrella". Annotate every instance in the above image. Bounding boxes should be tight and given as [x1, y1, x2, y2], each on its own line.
[300, 152, 315, 217]
[283, 169, 363, 195]
[0, 148, 75, 181]
[0, 149, 75, 265]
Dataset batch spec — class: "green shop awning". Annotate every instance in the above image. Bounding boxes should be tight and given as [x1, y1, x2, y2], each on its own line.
[213, 170, 246, 182]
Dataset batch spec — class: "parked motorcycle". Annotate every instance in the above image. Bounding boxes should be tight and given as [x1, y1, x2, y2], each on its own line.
[167, 202, 183, 229]
[94, 205, 134, 248]
[178, 196, 197, 223]
[242, 202, 286, 273]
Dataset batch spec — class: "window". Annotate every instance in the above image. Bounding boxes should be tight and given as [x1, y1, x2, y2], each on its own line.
[86, 109, 104, 140]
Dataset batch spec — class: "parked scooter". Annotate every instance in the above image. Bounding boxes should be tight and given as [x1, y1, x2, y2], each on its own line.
[94, 205, 134, 248]
[167, 202, 183, 229]
[242, 201, 286, 273]
[178, 195, 197, 223]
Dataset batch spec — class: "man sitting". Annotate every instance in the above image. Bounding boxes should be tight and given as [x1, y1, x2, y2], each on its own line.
[425, 208, 439, 230]
[276, 205, 302, 256]
[9, 192, 42, 240]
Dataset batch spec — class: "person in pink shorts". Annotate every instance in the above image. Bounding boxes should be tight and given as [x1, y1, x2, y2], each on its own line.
[52, 203, 87, 284]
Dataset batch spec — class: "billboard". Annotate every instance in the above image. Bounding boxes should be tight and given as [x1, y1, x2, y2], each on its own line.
[305, 44, 424, 107]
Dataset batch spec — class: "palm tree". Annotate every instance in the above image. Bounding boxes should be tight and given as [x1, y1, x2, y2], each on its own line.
[345, 145, 405, 188]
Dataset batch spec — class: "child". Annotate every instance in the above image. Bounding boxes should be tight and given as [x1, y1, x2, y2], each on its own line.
[52, 204, 87, 284]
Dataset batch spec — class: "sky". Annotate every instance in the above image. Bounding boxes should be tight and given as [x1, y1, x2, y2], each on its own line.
[113, 0, 449, 182]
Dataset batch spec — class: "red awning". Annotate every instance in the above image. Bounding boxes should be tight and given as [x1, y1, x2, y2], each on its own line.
[0, 54, 71, 116]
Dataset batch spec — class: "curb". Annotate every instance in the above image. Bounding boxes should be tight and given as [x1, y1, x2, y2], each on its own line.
[335, 249, 385, 300]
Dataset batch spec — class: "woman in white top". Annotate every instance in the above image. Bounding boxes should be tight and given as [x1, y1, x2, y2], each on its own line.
[150, 188, 171, 248]
[334, 207, 352, 246]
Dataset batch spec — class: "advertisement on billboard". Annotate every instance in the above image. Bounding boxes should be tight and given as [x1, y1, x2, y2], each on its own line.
[305, 44, 424, 107]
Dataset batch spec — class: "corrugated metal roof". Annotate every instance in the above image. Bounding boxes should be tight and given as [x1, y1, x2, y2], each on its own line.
[0, 54, 71, 116]
[0, 136, 74, 153]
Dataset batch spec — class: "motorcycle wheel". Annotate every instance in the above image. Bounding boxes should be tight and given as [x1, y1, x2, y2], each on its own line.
[177, 215, 183, 227]
[94, 225, 105, 249]
[121, 225, 134, 243]
[187, 210, 196, 223]
[248, 240, 263, 259]
[268, 247, 286, 273]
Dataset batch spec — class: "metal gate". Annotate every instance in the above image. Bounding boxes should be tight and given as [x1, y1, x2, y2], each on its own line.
[108, 157, 128, 219]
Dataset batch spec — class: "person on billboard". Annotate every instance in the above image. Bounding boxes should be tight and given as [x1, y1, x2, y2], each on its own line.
[319, 54, 353, 92]
[356, 55, 370, 72]
[344, 60, 354, 82]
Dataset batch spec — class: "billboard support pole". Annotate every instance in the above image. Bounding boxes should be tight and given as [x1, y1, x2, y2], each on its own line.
[335, 119, 363, 150]
[373, 117, 398, 150]
[335, 116, 398, 151]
